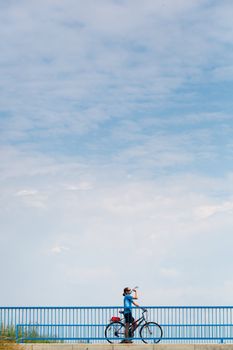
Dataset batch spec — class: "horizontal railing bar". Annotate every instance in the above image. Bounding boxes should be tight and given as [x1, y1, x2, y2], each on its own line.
[18, 337, 233, 340]
[17, 324, 110, 327]
[16, 323, 233, 327]
[2, 305, 233, 309]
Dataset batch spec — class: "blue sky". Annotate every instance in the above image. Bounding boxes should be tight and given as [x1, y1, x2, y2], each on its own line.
[0, 0, 233, 306]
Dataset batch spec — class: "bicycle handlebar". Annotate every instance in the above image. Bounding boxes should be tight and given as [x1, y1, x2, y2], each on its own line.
[140, 307, 148, 313]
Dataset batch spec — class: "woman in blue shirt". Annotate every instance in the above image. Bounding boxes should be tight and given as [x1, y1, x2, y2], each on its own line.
[122, 287, 139, 343]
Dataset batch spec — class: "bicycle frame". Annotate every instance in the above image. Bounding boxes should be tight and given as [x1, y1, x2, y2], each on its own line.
[130, 311, 147, 331]
[118, 310, 148, 332]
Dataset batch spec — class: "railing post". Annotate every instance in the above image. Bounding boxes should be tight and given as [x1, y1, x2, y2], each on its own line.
[22, 325, 24, 343]
[15, 325, 18, 343]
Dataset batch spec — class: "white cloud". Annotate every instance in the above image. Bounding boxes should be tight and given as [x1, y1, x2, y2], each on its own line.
[16, 189, 39, 196]
[195, 201, 233, 219]
[50, 245, 70, 254]
[14, 188, 48, 209]
[64, 182, 93, 191]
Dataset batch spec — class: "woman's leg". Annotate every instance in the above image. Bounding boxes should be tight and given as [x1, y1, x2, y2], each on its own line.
[125, 322, 130, 339]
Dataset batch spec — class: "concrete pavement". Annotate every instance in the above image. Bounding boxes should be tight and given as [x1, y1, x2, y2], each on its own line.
[20, 344, 233, 350]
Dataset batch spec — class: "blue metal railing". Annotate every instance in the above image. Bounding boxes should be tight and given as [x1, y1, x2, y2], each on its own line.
[1, 306, 233, 343]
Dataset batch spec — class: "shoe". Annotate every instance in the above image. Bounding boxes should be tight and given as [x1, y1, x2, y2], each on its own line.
[121, 339, 133, 343]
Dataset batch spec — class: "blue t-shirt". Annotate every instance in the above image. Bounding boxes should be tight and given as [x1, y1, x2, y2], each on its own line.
[124, 294, 133, 314]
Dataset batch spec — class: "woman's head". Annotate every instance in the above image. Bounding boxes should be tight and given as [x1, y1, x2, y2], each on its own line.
[123, 287, 131, 296]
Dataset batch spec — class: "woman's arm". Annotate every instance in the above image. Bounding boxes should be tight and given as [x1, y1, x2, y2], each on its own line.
[132, 289, 139, 306]
[132, 289, 138, 300]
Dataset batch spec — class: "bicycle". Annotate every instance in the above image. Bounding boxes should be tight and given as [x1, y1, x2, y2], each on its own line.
[105, 308, 163, 344]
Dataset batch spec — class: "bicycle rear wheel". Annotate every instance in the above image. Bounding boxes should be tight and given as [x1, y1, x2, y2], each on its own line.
[105, 321, 125, 343]
[140, 322, 163, 344]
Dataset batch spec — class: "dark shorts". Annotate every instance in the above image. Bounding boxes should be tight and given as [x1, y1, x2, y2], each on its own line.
[124, 312, 134, 324]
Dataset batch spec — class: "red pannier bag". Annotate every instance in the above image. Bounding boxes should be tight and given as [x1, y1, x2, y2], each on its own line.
[111, 316, 121, 322]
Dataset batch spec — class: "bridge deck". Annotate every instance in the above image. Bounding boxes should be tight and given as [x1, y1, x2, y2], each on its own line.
[20, 344, 233, 350]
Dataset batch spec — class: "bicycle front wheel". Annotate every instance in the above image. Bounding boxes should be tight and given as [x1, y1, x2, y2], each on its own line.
[140, 322, 163, 344]
[105, 321, 125, 343]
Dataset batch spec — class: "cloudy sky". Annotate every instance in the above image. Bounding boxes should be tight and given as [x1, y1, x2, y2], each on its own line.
[0, 0, 233, 307]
